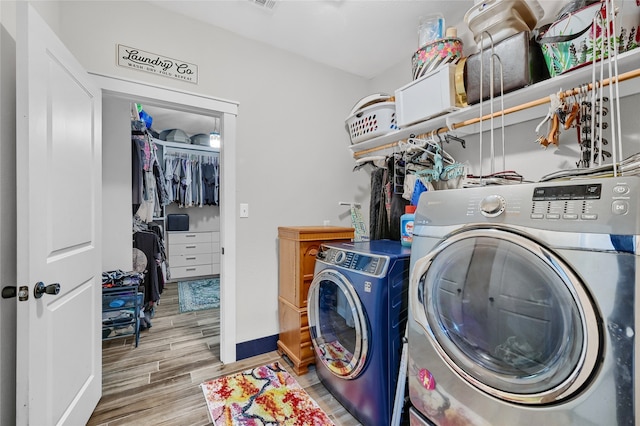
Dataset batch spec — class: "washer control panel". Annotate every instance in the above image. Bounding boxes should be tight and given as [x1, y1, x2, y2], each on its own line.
[318, 246, 387, 276]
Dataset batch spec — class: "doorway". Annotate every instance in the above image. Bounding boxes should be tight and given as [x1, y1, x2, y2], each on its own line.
[132, 102, 222, 357]
[95, 73, 239, 365]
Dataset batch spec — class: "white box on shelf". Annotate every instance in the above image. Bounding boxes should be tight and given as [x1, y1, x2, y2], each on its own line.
[395, 64, 459, 128]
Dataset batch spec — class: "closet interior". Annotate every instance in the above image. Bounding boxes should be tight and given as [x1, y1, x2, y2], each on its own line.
[102, 97, 223, 353]
[133, 103, 221, 288]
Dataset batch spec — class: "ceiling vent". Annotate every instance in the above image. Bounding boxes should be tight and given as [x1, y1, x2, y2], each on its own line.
[248, 0, 277, 11]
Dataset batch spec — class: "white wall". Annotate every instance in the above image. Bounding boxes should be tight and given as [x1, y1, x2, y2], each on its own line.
[45, 0, 371, 344]
[102, 97, 135, 271]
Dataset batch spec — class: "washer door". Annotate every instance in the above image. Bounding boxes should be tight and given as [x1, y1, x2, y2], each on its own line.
[410, 227, 601, 405]
[308, 269, 369, 379]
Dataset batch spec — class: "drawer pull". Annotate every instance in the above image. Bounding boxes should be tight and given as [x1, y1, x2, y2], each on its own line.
[186, 268, 196, 271]
[186, 257, 196, 260]
[186, 245, 196, 249]
[186, 234, 196, 237]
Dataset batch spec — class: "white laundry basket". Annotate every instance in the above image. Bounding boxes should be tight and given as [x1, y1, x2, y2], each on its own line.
[345, 101, 397, 144]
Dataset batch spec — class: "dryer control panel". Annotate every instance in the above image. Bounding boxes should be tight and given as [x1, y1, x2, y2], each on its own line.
[414, 176, 640, 236]
[317, 246, 388, 277]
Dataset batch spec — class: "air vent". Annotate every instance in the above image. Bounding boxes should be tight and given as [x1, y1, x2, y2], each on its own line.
[248, 0, 277, 10]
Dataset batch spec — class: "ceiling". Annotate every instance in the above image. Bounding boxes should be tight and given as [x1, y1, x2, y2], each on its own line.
[146, 0, 566, 80]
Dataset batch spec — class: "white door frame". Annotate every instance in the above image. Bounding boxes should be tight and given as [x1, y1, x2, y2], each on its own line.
[91, 73, 238, 363]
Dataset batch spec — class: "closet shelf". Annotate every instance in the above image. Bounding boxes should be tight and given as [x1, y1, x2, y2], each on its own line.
[350, 48, 640, 158]
[153, 137, 220, 154]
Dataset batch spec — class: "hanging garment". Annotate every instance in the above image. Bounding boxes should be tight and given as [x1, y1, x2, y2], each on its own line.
[132, 132, 171, 221]
[387, 157, 409, 241]
[133, 231, 163, 305]
[132, 136, 144, 206]
[183, 158, 193, 207]
[161, 151, 219, 207]
[369, 167, 389, 240]
[350, 204, 369, 242]
[214, 156, 220, 205]
[202, 162, 217, 206]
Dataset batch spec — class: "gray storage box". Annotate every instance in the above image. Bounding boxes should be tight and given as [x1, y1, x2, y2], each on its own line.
[167, 214, 189, 231]
[464, 31, 549, 105]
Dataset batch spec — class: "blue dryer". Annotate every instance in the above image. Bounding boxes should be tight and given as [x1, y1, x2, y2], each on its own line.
[307, 240, 411, 426]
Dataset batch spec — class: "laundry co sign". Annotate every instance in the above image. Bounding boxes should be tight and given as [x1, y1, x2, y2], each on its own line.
[117, 44, 198, 84]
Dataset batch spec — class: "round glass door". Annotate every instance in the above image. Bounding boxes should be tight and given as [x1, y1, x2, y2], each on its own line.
[411, 227, 601, 404]
[308, 269, 368, 379]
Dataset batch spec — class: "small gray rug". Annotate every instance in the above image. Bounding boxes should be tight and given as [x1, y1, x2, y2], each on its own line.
[178, 278, 220, 313]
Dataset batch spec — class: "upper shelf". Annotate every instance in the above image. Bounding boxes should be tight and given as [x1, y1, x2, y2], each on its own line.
[350, 48, 640, 157]
[153, 137, 220, 154]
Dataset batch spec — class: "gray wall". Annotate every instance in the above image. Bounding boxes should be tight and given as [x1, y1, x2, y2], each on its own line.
[50, 0, 371, 344]
[102, 97, 135, 271]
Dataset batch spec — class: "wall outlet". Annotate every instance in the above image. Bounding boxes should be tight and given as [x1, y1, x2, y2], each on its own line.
[240, 203, 249, 218]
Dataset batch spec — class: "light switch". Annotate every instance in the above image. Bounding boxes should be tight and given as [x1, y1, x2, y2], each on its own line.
[240, 203, 249, 218]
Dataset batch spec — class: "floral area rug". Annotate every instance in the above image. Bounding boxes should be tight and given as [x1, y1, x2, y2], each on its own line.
[178, 277, 220, 313]
[201, 362, 335, 426]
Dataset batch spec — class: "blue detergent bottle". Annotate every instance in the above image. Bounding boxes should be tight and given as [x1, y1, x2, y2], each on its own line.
[401, 205, 417, 247]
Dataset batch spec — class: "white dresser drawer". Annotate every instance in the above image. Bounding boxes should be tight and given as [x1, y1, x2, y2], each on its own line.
[171, 264, 214, 279]
[169, 253, 214, 267]
[169, 242, 213, 256]
[168, 231, 212, 244]
[167, 230, 219, 280]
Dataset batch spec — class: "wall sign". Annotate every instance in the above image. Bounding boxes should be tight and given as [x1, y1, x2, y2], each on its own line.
[117, 44, 198, 84]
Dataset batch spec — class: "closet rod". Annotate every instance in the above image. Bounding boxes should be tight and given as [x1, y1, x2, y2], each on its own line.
[352, 67, 640, 158]
[452, 67, 640, 130]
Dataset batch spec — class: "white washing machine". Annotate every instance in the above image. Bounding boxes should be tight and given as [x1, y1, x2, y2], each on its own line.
[407, 177, 637, 425]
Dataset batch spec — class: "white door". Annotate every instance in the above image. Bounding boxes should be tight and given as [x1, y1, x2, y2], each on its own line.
[15, 4, 102, 425]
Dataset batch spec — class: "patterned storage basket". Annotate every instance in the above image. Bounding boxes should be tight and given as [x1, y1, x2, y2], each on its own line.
[345, 101, 398, 144]
[537, 0, 640, 77]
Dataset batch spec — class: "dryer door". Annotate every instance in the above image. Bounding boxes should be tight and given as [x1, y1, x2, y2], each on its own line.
[410, 227, 601, 405]
[308, 269, 369, 379]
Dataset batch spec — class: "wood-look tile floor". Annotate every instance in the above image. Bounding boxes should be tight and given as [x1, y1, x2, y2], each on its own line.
[88, 282, 363, 426]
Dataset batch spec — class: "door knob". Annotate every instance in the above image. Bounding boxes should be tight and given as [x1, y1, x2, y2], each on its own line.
[2, 286, 16, 299]
[34, 282, 61, 299]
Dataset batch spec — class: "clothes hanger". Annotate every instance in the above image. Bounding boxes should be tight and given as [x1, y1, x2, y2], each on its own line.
[408, 134, 456, 166]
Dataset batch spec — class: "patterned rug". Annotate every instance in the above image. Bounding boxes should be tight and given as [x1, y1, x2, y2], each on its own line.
[178, 278, 220, 313]
[201, 362, 335, 426]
